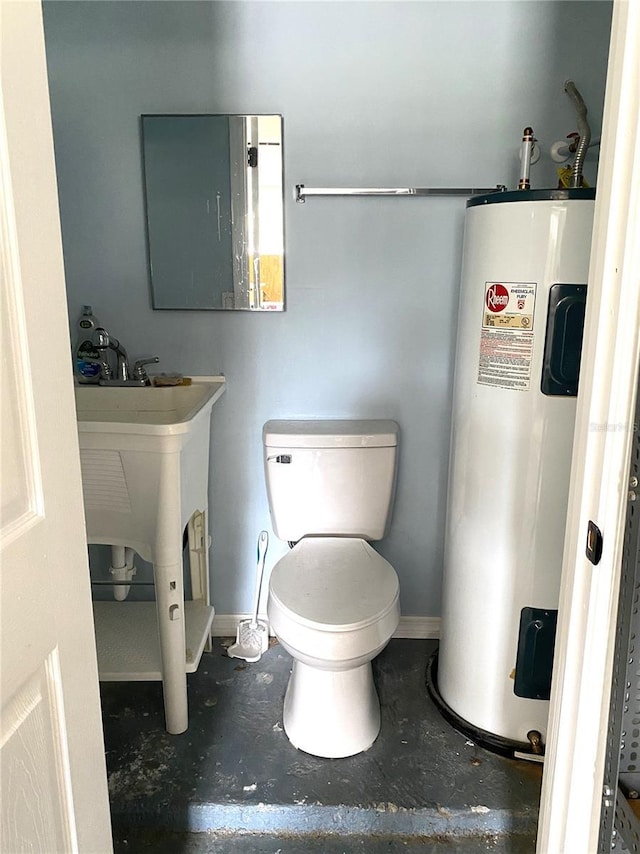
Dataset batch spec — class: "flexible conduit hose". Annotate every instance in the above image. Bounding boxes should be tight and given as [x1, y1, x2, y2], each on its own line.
[564, 80, 591, 187]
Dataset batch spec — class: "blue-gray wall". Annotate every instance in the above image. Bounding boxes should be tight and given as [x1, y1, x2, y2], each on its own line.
[43, 0, 612, 618]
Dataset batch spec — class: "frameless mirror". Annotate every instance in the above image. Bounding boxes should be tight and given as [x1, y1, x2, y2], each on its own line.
[141, 114, 284, 311]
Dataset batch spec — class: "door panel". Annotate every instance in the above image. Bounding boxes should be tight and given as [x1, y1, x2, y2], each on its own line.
[1, 658, 77, 853]
[0, 2, 112, 851]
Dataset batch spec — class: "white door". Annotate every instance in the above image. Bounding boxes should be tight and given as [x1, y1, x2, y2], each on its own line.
[0, 2, 112, 852]
[537, 1, 640, 850]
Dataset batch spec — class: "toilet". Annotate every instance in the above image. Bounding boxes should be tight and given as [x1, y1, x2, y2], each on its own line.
[263, 419, 400, 758]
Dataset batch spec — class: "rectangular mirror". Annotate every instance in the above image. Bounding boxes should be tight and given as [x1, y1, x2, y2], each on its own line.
[141, 114, 284, 311]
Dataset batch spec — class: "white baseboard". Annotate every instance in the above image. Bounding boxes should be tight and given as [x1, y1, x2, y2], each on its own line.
[212, 614, 261, 638]
[212, 614, 440, 640]
[394, 616, 441, 639]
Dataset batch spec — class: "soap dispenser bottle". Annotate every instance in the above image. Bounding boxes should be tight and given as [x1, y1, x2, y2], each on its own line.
[73, 305, 102, 383]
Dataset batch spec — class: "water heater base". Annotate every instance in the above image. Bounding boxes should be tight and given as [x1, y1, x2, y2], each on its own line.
[425, 647, 545, 762]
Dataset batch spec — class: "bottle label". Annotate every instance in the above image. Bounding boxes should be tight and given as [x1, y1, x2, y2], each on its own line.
[76, 359, 101, 380]
[76, 339, 101, 380]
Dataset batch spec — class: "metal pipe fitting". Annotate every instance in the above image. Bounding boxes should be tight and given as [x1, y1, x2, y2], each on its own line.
[564, 80, 591, 188]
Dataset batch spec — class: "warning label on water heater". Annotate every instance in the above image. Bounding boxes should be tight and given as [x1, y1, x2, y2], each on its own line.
[477, 282, 537, 391]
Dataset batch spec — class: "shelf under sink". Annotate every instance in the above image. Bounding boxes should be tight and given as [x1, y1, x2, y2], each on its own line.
[93, 600, 214, 681]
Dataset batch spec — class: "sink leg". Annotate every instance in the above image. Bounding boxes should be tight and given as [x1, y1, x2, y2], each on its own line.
[154, 560, 188, 734]
[154, 453, 188, 734]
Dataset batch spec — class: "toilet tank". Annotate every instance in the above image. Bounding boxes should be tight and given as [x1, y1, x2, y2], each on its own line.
[263, 419, 399, 542]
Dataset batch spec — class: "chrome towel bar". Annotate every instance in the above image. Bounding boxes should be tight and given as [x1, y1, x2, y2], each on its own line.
[295, 184, 507, 203]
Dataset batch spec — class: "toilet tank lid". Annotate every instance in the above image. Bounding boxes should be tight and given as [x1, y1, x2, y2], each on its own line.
[263, 419, 399, 449]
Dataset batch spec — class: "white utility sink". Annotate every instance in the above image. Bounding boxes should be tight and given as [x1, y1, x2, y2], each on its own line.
[75, 376, 225, 434]
[75, 375, 226, 734]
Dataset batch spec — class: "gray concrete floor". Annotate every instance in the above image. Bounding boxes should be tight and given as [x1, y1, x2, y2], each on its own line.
[101, 639, 541, 852]
[113, 829, 538, 852]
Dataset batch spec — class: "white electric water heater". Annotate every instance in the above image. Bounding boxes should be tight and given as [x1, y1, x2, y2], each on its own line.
[433, 188, 596, 754]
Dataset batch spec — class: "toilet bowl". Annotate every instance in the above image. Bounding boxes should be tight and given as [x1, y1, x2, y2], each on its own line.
[268, 537, 400, 758]
[263, 418, 400, 758]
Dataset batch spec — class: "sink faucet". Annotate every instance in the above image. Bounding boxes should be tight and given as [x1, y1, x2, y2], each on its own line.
[93, 328, 129, 381]
[92, 328, 159, 385]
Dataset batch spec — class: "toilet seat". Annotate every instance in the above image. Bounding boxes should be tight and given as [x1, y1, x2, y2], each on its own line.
[268, 537, 399, 632]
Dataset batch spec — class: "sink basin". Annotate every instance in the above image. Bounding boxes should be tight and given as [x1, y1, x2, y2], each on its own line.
[75, 374, 226, 545]
[75, 376, 225, 435]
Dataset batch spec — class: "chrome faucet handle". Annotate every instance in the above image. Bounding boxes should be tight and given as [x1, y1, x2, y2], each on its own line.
[96, 356, 113, 380]
[132, 357, 160, 382]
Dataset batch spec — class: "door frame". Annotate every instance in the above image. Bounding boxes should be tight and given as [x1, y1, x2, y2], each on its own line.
[537, 1, 640, 849]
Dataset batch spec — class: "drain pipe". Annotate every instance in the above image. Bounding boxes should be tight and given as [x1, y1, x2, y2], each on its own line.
[564, 80, 591, 187]
[110, 546, 136, 601]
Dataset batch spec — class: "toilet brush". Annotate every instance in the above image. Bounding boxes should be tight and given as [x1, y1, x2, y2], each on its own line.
[228, 530, 270, 663]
